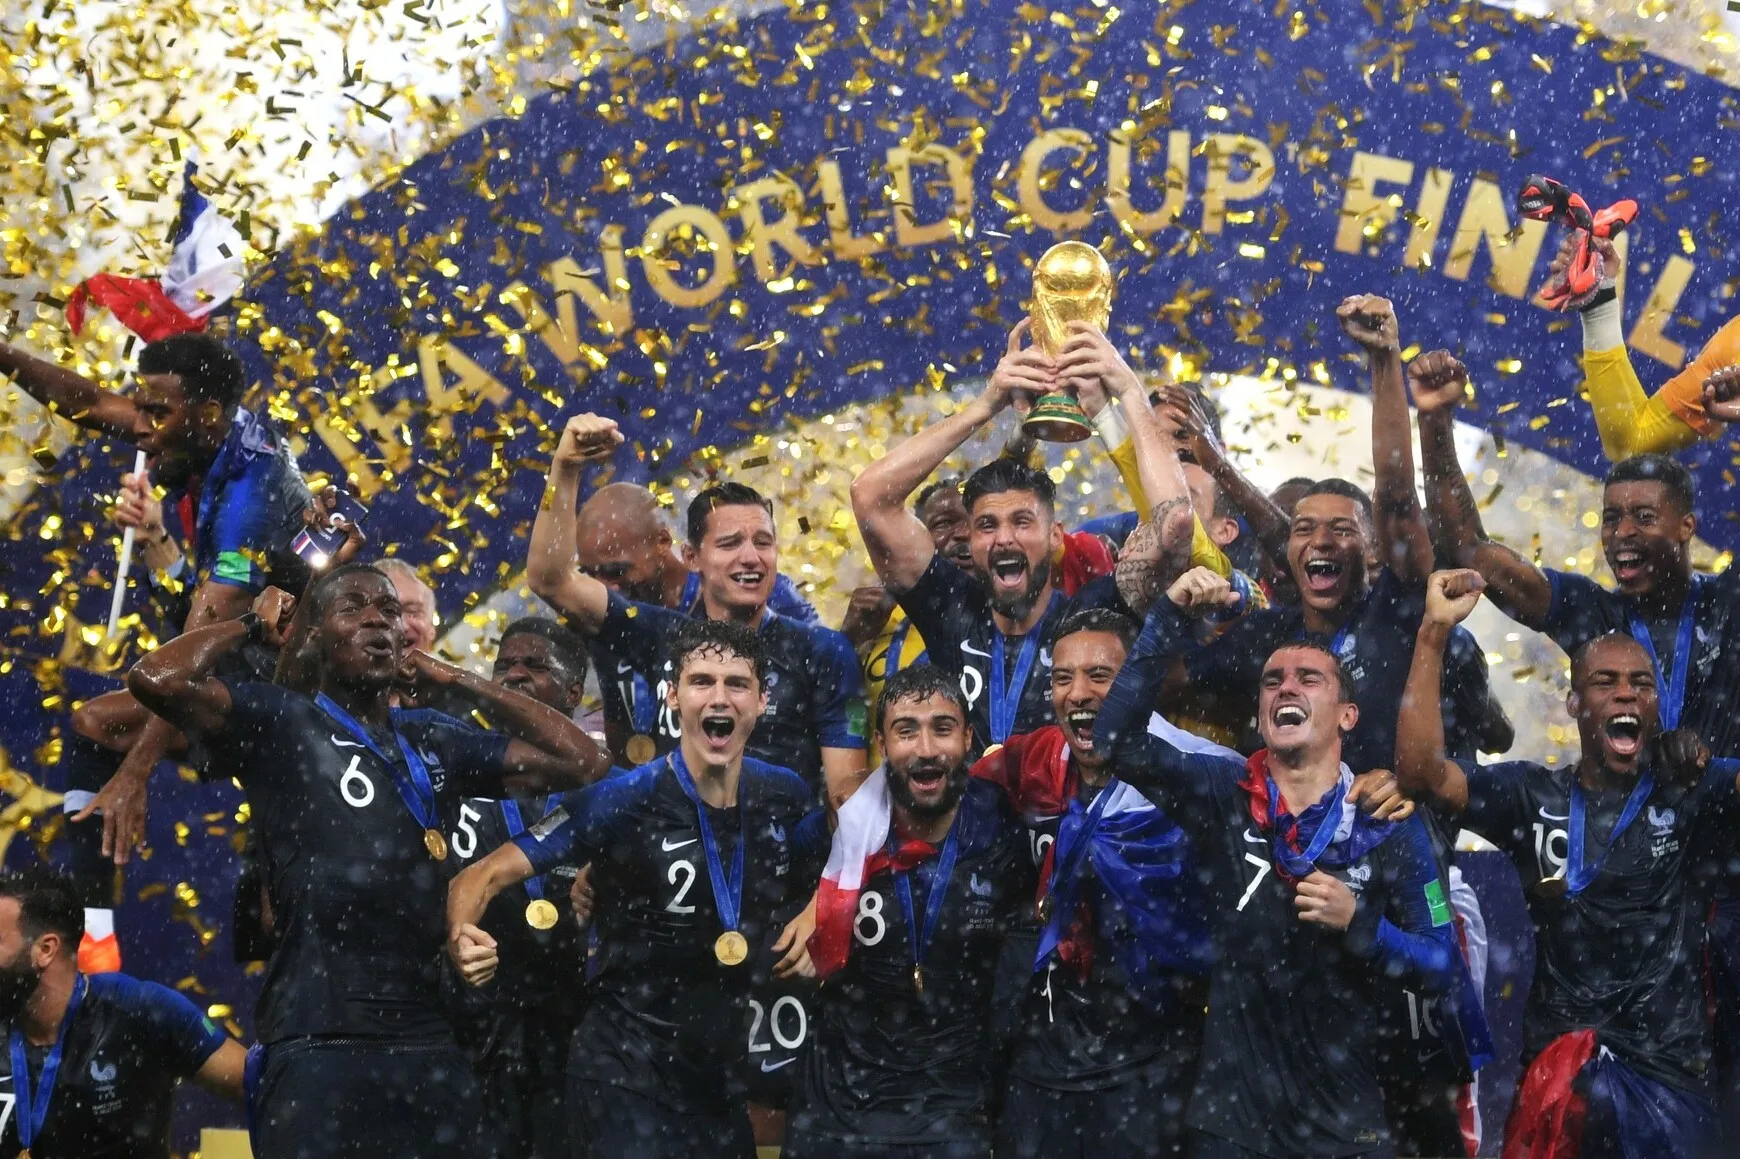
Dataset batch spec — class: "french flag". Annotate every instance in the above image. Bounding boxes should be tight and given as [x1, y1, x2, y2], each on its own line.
[809, 765, 897, 979]
[67, 161, 246, 342]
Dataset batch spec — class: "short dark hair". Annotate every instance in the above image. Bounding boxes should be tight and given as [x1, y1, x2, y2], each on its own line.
[962, 458, 1055, 517]
[1148, 382, 1224, 445]
[876, 663, 969, 733]
[1605, 454, 1696, 515]
[1269, 642, 1356, 703]
[669, 617, 767, 687]
[137, 334, 246, 409]
[500, 617, 589, 686]
[0, 868, 84, 946]
[1056, 606, 1139, 653]
[686, 483, 774, 547]
[1570, 631, 1652, 687]
[914, 478, 962, 516]
[303, 562, 392, 624]
[1299, 478, 1374, 528]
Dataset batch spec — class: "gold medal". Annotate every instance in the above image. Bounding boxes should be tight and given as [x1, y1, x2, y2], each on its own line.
[21, 1148, 31, 1159]
[980, 743, 1004, 760]
[627, 734, 657, 765]
[714, 930, 749, 967]
[1532, 874, 1569, 900]
[424, 828, 449, 861]
[912, 965, 925, 995]
[1037, 894, 1053, 923]
[525, 899, 560, 930]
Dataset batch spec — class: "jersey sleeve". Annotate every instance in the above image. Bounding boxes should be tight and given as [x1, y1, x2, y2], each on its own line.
[806, 625, 868, 750]
[411, 712, 514, 798]
[1180, 607, 1271, 701]
[1579, 297, 1739, 457]
[201, 449, 298, 594]
[1095, 598, 1246, 835]
[116, 977, 228, 1076]
[1344, 817, 1458, 996]
[512, 773, 644, 873]
[791, 806, 831, 883]
[893, 554, 979, 676]
[769, 573, 820, 623]
[594, 591, 681, 672]
[1541, 568, 1622, 657]
[196, 678, 292, 779]
[1455, 759, 1536, 853]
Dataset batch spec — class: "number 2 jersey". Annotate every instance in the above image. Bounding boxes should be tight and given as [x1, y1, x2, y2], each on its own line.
[515, 756, 826, 1113]
[792, 778, 1033, 1144]
[0, 972, 227, 1159]
[194, 679, 513, 1044]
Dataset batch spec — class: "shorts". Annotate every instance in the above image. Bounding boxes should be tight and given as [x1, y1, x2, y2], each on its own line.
[475, 1015, 572, 1159]
[782, 1127, 991, 1159]
[996, 1052, 1193, 1159]
[569, 1077, 754, 1159]
[251, 1038, 495, 1159]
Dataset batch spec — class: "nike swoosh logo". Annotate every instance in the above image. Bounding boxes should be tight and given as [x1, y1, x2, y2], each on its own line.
[1538, 809, 1569, 822]
[661, 837, 698, 851]
[760, 1058, 796, 1072]
[331, 736, 366, 749]
[960, 641, 991, 658]
[1243, 829, 1266, 844]
[617, 661, 634, 675]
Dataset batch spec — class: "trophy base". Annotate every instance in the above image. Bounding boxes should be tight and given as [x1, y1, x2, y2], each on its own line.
[1023, 393, 1094, 443]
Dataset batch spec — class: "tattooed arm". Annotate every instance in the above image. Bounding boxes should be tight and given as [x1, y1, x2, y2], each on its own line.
[1411, 352, 1553, 629]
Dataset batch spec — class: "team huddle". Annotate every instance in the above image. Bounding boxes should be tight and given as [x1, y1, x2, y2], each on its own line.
[2, 221, 1740, 1159]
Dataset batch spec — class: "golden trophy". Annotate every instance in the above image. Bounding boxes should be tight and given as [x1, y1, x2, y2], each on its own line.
[1022, 240, 1113, 443]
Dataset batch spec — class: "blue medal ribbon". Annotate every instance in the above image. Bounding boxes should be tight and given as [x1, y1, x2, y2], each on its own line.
[989, 603, 1053, 746]
[10, 974, 86, 1153]
[1566, 771, 1655, 895]
[500, 798, 546, 901]
[627, 673, 658, 734]
[1266, 775, 1348, 879]
[892, 816, 962, 986]
[666, 751, 746, 937]
[1626, 576, 1701, 732]
[315, 693, 439, 833]
[1035, 776, 1120, 965]
[681, 571, 702, 610]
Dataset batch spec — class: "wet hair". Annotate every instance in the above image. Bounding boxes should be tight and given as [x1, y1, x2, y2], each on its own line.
[669, 617, 767, 687]
[1056, 606, 1139, 654]
[137, 334, 246, 409]
[914, 478, 962, 516]
[0, 868, 84, 946]
[1569, 631, 1652, 688]
[1605, 454, 1696, 516]
[302, 562, 393, 624]
[500, 616, 589, 686]
[1298, 478, 1374, 529]
[877, 662, 970, 733]
[1267, 642, 1357, 703]
[962, 458, 1056, 517]
[686, 482, 774, 547]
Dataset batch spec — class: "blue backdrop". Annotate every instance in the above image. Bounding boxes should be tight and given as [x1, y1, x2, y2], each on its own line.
[0, 1, 1734, 1149]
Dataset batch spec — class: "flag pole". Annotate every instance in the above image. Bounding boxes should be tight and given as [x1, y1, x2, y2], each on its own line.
[106, 449, 149, 637]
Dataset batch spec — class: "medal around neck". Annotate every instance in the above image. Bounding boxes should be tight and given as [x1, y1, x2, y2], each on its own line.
[715, 930, 750, 967]
[424, 828, 449, 861]
[626, 733, 657, 765]
[1532, 872, 1569, 900]
[525, 899, 560, 930]
[1023, 240, 1113, 443]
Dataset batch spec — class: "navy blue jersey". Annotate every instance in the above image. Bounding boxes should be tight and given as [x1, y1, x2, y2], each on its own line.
[1459, 756, 1740, 1092]
[1543, 568, 1740, 758]
[1100, 600, 1461, 1157]
[166, 408, 312, 596]
[0, 972, 226, 1159]
[446, 795, 586, 1053]
[588, 593, 865, 795]
[896, 554, 1125, 755]
[516, 756, 826, 1113]
[793, 779, 1033, 1144]
[194, 680, 511, 1043]
[1182, 567, 1495, 769]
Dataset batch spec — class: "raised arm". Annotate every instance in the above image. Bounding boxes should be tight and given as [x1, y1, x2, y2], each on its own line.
[1410, 351, 1554, 628]
[1338, 295, 1431, 583]
[126, 588, 296, 734]
[1055, 322, 1197, 614]
[0, 340, 139, 438]
[1395, 571, 1483, 812]
[404, 650, 610, 790]
[527, 414, 620, 632]
[1157, 384, 1293, 574]
[850, 321, 1045, 593]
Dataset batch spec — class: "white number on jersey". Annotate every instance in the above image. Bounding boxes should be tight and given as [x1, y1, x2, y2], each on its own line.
[1236, 852, 1271, 912]
[665, 859, 697, 914]
[339, 754, 376, 808]
[451, 803, 483, 861]
[748, 996, 808, 1053]
[853, 890, 887, 946]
